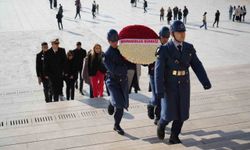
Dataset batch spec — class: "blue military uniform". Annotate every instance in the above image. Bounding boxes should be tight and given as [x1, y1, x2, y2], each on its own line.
[155, 20, 211, 144]
[104, 29, 129, 135]
[147, 26, 170, 125]
[155, 40, 211, 122]
[104, 46, 129, 109]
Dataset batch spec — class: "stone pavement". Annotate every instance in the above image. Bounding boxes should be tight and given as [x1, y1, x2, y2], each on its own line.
[0, 64, 250, 150]
[0, 0, 250, 149]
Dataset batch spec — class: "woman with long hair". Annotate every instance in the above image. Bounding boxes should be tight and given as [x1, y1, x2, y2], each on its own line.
[88, 44, 106, 98]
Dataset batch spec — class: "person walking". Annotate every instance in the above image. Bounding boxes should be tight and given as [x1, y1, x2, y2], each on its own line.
[183, 6, 188, 24]
[147, 26, 170, 125]
[200, 12, 207, 30]
[143, 0, 148, 13]
[155, 20, 211, 144]
[75, 0, 81, 19]
[178, 9, 182, 21]
[167, 7, 172, 25]
[92, 1, 97, 18]
[160, 7, 165, 21]
[104, 29, 130, 135]
[73, 42, 87, 95]
[36, 42, 52, 103]
[88, 44, 106, 98]
[229, 5, 233, 20]
[213, 10, 220, 27]
[44, 39, 67, 102]
[64, 51, 78, 100]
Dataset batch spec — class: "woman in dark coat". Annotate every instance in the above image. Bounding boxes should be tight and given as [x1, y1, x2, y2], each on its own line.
[64, 50, 78, 100]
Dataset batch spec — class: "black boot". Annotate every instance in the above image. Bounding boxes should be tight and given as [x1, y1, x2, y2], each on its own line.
[169, 134, 182, 144]
[114, 125, 125, 135]
[147, 104, 154, 119]
[108, 103, 114, 115]
[157, 123, 165, 140]
[154, 118, 159, 125]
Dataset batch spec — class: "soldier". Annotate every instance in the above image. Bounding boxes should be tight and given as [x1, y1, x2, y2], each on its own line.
[73, 42, 87, 95]
[155, 20, 211, 144]
[147, 26, 170, 125]
[104, 29, 130, 135]
[36, 42, 52, 103]
[44, 39, 67, 102]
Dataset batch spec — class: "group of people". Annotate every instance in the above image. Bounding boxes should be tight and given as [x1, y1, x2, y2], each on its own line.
[36, 40, 108, 102]
[36, 20, 212, 144]
[130, 0, 148, 13]
[104, 20, 211, 144]
[229, 5, 247, 22]
[160, 6, 189, 25]
[50, 0, 100, 30]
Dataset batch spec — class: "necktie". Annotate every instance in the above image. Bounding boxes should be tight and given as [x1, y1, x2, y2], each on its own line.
[177, 45, 182, 52]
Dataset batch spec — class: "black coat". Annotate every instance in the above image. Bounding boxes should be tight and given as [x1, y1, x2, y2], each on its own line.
[73, 48, 87, 71]
[56, 13, 63, 22]
[88, 52, 106, 76]
[36, 51, 45, 79]
[183, 8, 189, 17]
[44, 47, 67, 80]
[64, 59, 78, 80]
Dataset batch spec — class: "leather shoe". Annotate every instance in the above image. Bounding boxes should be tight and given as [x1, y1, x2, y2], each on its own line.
[169, 134, 182, 144]
[157, 123, 165, 140]
[114, 125, 125, 135]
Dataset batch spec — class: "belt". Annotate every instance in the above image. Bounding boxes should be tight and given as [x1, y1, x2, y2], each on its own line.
[172, 70, 187, 76]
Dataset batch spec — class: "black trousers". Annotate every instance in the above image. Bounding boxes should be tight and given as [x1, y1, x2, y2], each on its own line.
[78, 70, 83, 92]
[114, 108, 124, 127]
[213, 19, 219, 27]
[75, 12, 81, 19]
[160, 120, 184, 136]
[49, 0, 53, 9]
[42, 79, 52, 103]
[50, 78, 63, 102]
[58, 21, 63, 30]
[66, 79, 75, 100]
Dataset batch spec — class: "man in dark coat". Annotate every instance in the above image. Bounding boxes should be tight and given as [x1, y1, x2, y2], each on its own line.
[36, 42, 52, 103]
[44, 39, 67, 102]
[104, 29, 130, 135]
[92, 1, 96, 19]
[178, 9, 182, 21]
[75, 0, 81, 19]
[173, 6, 178, 20]
[73, 42, 87, 95]
[155, 20, 211, 144]
[143, 0, 148, 13]
[213, 10, 220, 28]
[56, 13, 63, 30]
[183, 6, 189, 24]
[147, 26, 170, 125]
